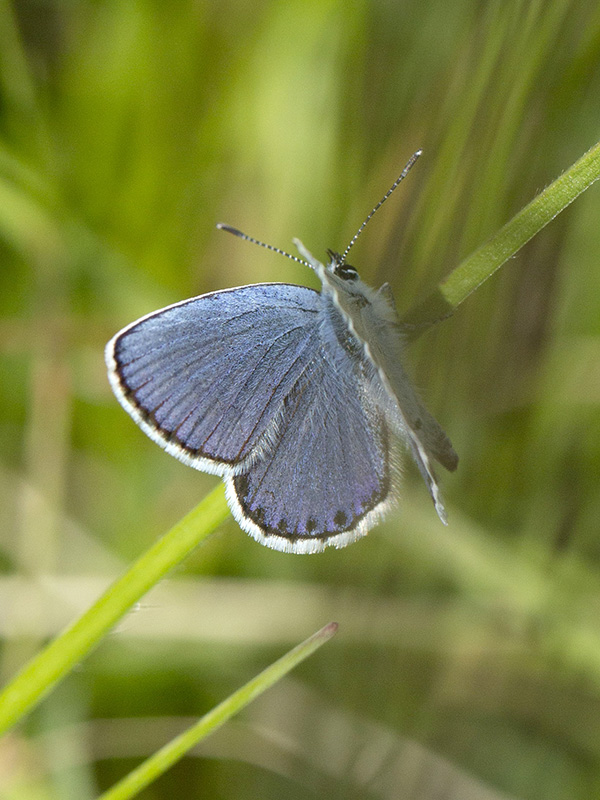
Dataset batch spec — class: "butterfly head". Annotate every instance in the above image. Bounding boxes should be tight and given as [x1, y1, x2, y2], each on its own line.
[326, 249, 359, 282]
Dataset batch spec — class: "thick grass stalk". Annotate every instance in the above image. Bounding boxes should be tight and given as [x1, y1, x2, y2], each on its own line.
[0, 485, 229, 734]
[403, 139, 600, 330]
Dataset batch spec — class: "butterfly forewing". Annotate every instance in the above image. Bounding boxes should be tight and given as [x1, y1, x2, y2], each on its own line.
[106, 284, 321, 475]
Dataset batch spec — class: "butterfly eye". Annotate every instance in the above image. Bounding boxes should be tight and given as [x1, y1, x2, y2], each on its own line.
[326, 249, 359, 282]
[333, 263, 359, 281]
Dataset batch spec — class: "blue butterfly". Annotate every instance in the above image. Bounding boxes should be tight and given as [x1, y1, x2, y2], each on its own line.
[106, 152, 457, 553]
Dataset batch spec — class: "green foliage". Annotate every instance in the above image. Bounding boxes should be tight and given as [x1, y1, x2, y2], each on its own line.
[1, 0, 600, 798]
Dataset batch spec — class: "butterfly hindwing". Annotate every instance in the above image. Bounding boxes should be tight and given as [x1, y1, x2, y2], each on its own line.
[226, 346, 393, 554]
[106, 283, 322, 475]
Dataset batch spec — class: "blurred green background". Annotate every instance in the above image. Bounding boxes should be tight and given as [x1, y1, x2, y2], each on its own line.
[1, 0, 600, 797]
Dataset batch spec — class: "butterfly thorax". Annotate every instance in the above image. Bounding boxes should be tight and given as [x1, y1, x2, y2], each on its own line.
[320, 253, 405, 387]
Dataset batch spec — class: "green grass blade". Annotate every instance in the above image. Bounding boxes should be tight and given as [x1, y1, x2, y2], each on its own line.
[0, 484, 230, 735]
[402, 139, 600, 330]
[97, 622, 338, 800]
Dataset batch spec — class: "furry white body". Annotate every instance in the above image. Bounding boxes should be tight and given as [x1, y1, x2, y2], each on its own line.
[297, 240, 457, 527]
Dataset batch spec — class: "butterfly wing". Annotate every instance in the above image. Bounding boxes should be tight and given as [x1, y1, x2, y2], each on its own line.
[333, 281, 458, 525]
[365, 284, 458, 472]
[106, 283, 322, 475]
[380, 357, 458, 524]
[226, 348, 393, 554]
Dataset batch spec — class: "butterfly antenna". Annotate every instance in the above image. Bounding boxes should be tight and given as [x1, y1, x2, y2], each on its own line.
[216, 223, 309, 267]
[340, 149, 422, 265]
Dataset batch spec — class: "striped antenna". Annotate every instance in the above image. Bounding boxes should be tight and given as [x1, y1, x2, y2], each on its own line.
[340, 149, 422, 265]
[216, 223, 309, 267]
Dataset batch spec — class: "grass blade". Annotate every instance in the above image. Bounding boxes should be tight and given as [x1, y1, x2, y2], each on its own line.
[0, 484, 230, 734]
[97, 622, 338, 800]
[403, 139, 600, 329]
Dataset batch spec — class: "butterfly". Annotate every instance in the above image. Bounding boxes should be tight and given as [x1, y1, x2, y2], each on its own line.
[105, 151, 457, 554]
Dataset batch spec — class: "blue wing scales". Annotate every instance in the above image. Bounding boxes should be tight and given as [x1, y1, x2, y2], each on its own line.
[106, 284, 321, 474]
